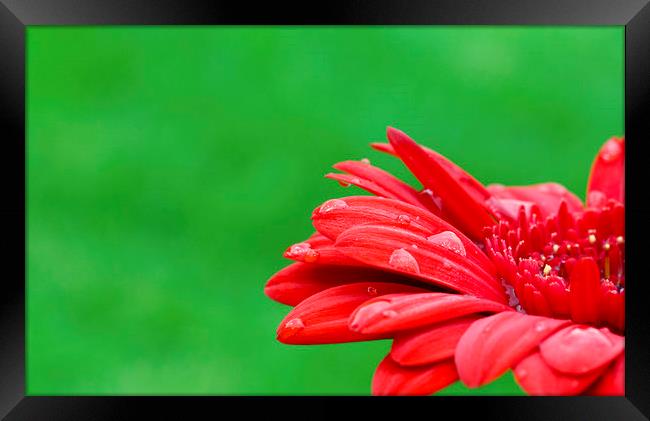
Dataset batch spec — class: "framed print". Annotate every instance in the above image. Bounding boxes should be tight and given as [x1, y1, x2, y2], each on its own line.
[1, 0, 649, 419]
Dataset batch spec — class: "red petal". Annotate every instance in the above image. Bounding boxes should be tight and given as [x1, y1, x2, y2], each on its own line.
[487, 183, 583, 217]
[386, 127, 495, 240]
[539, 325, 624, 375]
[370, 141, 490, 202]
[276, 282, 427, 344]
[330, 160, 437, 212]
[391, 315, 480, 366]
[371, 142, 398, 157]
[265, 263, 413, 306]
[312, 196, 432, 240]
[455, 312, 571, 387]
[514, 351, 605, 395]
[569, 258, 601, 325]
[584, 355, 624, 396]
[283, 233, 361, 266]
[372, 355, 458, 396]
[325, 173, 396, 200]
[334, 223, 505, 302]
[312, 196, 494, 271]
[587, 136, 624, 207]
[349, 292, 511, 334]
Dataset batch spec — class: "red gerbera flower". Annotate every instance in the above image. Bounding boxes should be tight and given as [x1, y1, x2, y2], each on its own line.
[265, 127, 625, 396]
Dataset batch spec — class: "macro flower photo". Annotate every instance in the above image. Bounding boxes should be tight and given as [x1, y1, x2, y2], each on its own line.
[266, 127, 624, 395]
[28, 26, 624, 397]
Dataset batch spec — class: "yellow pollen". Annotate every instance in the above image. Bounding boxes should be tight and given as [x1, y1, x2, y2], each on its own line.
[588, 234, 596, 244]
[552, 244, 559, 253]
[616, 236, 624, 244]
[604, 242, 611, 251]
[543, 264, 552, 276]
[566, 244, 572, 251]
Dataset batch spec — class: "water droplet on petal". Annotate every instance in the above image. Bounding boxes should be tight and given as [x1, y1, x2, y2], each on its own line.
[382, 310, 397, 318]
[534, 321, 546, 332]
[284, 318, 305, 332]
[360, 158, 371, 164]
[600, 139, 623, 163]
[367, 286, 378, 296]
[337, 180, 351, 187]
[420, 188, 443, 209]
[287, 242, 310, 257]
[397, 214, 411, 225]
[427, 231, 466, 256]
[319, 199, 348, 214]
[517, 368, 528, 380]
[286, 242, 320, 263]
[388, 248, 420, 274]
[303, 249, 320, 263]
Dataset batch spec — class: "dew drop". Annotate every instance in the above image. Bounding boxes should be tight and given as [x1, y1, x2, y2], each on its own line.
[284, 318, 305, 332]
[420, 188, 443, 209]
[534, 321, 547, 332]
[382, 310, 398, 318]
[517, 368, 528, 380]
[427, 231, 466, 256]
[287, 242, 320, 263]
[338, 180, 351, 187]
[600, 139, 622, 163]
[303, 249, 320, 263]
[360, 158, 371, 164]
[397, 214, 411, 225]
[287, 242, 310, 257]
[319, 199, 349, 214]
[367, 286, 378, 296]
[388, 248, 420, 274]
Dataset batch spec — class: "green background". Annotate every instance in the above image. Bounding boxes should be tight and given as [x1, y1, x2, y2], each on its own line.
[27, 27, 623, 395]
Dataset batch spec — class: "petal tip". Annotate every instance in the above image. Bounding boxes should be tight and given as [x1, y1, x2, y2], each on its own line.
[386, 126, 408, 143]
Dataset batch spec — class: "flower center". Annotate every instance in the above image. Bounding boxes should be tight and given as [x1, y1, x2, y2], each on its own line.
[483, 200, 624, 333]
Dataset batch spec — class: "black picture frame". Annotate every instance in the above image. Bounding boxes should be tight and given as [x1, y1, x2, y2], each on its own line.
[1, 1, 648, 419]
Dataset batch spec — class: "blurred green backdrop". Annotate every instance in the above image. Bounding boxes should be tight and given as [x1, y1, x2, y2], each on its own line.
[27, 27, 623, 395]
